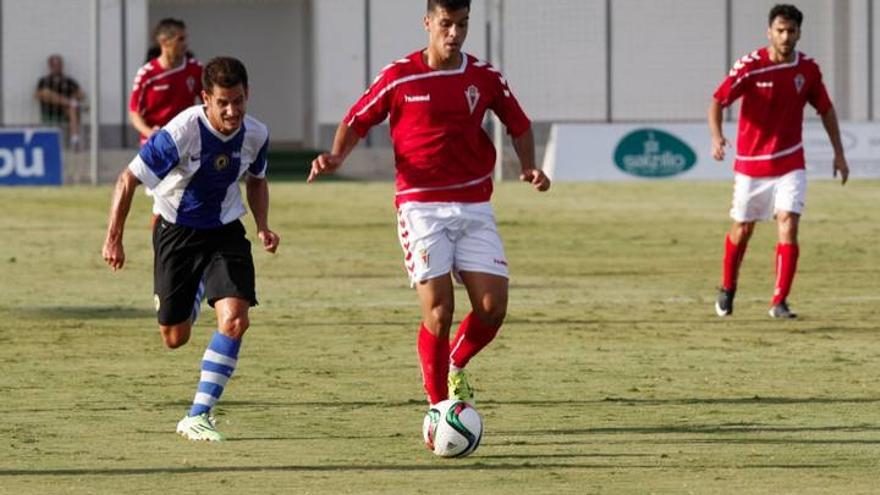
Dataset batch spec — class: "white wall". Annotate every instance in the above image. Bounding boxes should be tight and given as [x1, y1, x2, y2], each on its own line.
[503, 0, 605, 121]
[149, 0, 308, 144]
[612, 0, 726, 121]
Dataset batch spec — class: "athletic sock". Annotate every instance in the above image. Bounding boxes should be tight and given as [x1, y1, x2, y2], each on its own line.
[450, 312, 500, 369]
[188, 331, 241, 417]
[722, 234, 747, 291]
[772, 243, 799, 305]
[417, 323, 449, 405]
[191, 280, 205, 325]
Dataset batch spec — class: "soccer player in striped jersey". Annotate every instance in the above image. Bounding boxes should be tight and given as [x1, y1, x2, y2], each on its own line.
[103, 57, 280, 441]
[309, 0, 550, 408]
[709, 4, 849, 319]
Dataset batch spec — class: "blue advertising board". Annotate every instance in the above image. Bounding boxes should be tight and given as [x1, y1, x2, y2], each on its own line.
[0, 128, 63, 186]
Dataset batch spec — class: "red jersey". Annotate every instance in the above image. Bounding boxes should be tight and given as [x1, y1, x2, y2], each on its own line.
[129, 57, 202, 143]
[713, 47, 833, 177]
[344, 51, 531, 205]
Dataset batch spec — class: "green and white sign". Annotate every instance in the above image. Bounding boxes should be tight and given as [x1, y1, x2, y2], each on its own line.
[613, 128, 697, 178]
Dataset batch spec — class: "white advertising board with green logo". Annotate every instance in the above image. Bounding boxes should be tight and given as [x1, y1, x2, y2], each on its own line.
[542, 123, 880, 181]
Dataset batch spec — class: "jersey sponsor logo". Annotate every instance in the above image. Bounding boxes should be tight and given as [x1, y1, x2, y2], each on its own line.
[465, 85, 480, 114]
[613, 128, 697, 178]
[404, 94, 431, 103]
[214, 154, 230, 171]
[794, 73, 805, 94]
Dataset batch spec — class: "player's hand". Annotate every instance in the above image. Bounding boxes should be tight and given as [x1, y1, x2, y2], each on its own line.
[307, 153, 343, 183]
[102, 238, 125, 271]
[711, 136, 729, 161]
[520, 168, 551, 192]
[833, 155, 849, 185]
[258, 229, 280, 254]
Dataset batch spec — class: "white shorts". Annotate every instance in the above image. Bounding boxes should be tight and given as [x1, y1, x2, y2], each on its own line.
[730, 169, 807, 222]
[397, 202, 509, 287]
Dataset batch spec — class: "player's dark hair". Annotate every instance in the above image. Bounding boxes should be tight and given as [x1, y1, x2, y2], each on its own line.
[154, 18, 186, 40]
[203, 57, 249, 92]
[768, 4, 803, 27]
[427, 0, 470, 14]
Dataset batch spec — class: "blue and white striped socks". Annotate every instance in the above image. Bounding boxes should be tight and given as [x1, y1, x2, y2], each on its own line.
[188, 331, 241, 417]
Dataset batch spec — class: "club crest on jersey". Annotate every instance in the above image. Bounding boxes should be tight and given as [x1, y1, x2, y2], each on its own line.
[187, 76, 196, 93]
[214, 154, 230, 171]
[465, 85, 480, 114]
[794, 74, 805, 94]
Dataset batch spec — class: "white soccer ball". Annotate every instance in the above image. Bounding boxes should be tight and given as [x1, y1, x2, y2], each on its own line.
[422, 399, 483, 458]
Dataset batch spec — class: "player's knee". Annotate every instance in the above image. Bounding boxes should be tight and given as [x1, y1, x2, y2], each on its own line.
[474, 305, 506, 328]
[424, 306, 454, 334]
[219, 314, 249, 340]
[160, 325, 190, 349]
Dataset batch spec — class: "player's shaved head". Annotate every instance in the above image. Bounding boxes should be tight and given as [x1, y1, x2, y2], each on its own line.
[203, 57, 249, 93]
[768, 4, 803, 27]
[427, 0, 470, 14]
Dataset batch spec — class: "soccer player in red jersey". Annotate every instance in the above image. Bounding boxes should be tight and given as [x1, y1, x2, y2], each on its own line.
[309, 0, 550, 406]
[129, 18, 202, 145]
[709, 4, 849, 319]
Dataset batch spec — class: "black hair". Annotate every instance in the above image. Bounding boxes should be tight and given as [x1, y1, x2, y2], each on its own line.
[154, 18, 186, 40]
[202, 56, 249, 92]
[427, 0, 470, 13]
[768, 4, 803, 27]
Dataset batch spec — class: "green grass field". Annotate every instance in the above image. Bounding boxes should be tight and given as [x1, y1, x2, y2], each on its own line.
[1, 180, 879, 494]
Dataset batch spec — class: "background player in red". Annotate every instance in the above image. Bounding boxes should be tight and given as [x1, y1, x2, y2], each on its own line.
[708, 3, 849, 319]
[129, 18, 202, 145]
[308, 0, 550, 407]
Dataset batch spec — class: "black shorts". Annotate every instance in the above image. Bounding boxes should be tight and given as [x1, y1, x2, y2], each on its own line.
[153, 217, 257, 325]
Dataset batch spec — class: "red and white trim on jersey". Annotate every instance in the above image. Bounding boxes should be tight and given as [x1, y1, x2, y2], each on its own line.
[343, 50, 531, 206]
[346, 56, 468, 127]
[735, 142, 803, 161]
[395, 172, 494, 197]
[728, 52, 800, 93]
[713, 47, 832, 178]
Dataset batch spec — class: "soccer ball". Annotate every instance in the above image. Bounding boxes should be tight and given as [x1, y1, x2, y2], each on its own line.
[422, 399, 483, 457]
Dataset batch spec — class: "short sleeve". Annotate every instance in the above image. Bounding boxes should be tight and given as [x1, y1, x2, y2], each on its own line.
[129, 129, 181, 188]
[489, 70, 531, 138]
[808, 67, 833, 115]
[249, 135, 269, 178]
[344, 69, 394, 137]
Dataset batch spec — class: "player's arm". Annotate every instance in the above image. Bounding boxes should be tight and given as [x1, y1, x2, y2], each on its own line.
[129, 110, 159, 140]
[819, 107, 849, 185]
[708, 98, 729, 161]
[245, 175, 280, 253]
[102, 169, 141, 271]
[307, 122, 361, 183]
[512, 129, 550, 192]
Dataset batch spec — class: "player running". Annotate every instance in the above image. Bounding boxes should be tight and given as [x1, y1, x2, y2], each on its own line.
[709, 3, 849, 319]
[309, 0, 550, 407]
[103, 57, 280, 441]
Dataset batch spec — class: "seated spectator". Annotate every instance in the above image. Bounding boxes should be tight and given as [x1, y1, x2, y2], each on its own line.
[35, 54, 85, 149]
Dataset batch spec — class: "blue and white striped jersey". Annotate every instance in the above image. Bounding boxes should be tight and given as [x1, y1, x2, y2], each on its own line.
[128, 105, 269, 229]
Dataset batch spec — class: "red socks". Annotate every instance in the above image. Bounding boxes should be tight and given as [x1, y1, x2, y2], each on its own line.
[417, 324, 449, 405]
[772, 243, 799, 305]
[722, 234, 747, 291]
[450, 312, 500, 369]
[417, 313, 502, 404]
